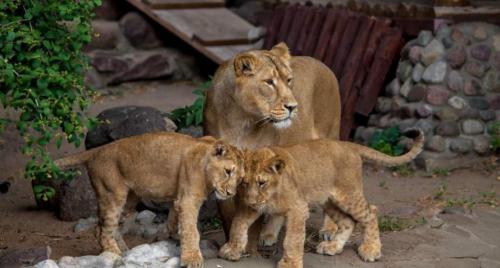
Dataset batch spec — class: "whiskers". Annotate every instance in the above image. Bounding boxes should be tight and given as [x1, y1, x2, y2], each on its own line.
[255, 116, 271, 128]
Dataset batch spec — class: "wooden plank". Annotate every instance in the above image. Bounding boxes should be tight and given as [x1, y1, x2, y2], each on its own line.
[276, 4, 299, 44]
[313, 9, 338, 60]
[264, 5, 286, 49]
[294, 6, 317, 55]
[323, 10, 349, 68]
[303, 7, 327, 56]
[434, 6, 500, 19]
[332, 14, 362, 80]
[154, 8, 258, 46]
[286, 5, 307, 54]
[206, 44, 259, 63]
[144, 0, 224, 9]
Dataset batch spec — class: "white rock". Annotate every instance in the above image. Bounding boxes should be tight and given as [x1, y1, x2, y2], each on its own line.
[136, 210, 156, 225]
[34, 260, 59, 268]
[117, 241, 180, 268]
[58, 252, 117, 268]
[422, 61, 447, 83]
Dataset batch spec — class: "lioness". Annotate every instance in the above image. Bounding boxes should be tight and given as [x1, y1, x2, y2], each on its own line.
[204, 42, 341, 246]
[219, 130, 424, 268]
[55, 132, 245, 268]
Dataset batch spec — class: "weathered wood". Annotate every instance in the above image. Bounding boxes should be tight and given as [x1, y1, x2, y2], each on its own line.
[332, 14, 361, 78]
[264, 5, 286, 49]
[392, 18, 434, 37]
[276, 4, 299, 44]
[355, 28, 403, 116]
[286, 5, 307, 53]
[294, 6, 317, 55]
[145, 0, 224, 9]
[313, 9, 338, 60]
[323, 10, 349, 68]
[434, 6, 500, 19]
[303, 7, 327, 56]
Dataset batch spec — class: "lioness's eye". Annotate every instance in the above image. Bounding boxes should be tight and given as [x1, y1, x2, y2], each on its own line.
[258, 181, 266, 188]
[264, 79, 274, 86]
[225, 168, 232, 177]
[287, 78, 292, 84]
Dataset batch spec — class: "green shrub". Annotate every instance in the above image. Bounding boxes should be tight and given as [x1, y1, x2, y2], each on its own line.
[169, 80, 211, 130]
[488, 121, 500, 152]
[368, 127, 404, 156]
[0, 1, 101, 193]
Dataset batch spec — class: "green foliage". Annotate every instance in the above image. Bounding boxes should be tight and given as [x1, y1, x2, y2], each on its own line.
[33, 185, 56, 202]
[169, 80, 211, 130]
[488, 121, 500, 151]
[391, 163, 415, 177]
[378, 215, 426, 232]
[0, 1, 101, 198]
[368, 127, 404, 156]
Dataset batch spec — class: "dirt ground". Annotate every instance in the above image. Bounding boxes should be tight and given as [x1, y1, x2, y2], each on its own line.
[1, 81, 499, 267]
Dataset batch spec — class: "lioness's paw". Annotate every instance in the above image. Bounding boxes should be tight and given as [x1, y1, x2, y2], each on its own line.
[218, 243, 242, 261]
[277, 257, 302, 268]
[316, 240, 344, 256]
[357, 242, 382, 262]
[259, 233, 279, 247]
[181, 250, 203, 268]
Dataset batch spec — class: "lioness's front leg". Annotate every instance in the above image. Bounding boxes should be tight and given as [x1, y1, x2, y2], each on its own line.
[278, 205, 308, 268]
[219, 206, 261, 261]
[177, 197, 204, 268]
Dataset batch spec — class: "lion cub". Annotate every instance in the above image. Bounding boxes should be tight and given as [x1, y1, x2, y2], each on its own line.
[219, 130, 424, 268]
[55, 132, 245, 268]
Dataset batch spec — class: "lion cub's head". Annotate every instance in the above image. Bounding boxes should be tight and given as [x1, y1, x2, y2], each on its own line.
[240, 148, 287, 210]
[205, 141, 246, 200]
[232, 43, 298, 129]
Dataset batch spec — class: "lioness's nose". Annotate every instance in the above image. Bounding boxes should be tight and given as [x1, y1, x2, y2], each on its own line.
[226, 189, 234, 196]
[284, 104, 297, 113]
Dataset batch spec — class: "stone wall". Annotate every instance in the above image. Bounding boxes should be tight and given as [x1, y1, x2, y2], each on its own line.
[85, 1, 201, 89]
[355, 22, 500, 170]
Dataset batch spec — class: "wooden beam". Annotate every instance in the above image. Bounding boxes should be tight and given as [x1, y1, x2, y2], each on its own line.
[144, 0, 225, 9]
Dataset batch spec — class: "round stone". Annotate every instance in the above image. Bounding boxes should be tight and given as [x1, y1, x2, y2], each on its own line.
[422, 61, 447, 83]
[426, 85, 450, 106]
[409, 46, 423, 64]
[436, 24, 451, 40]
[473, 25, 488, 40]
[417, 30, 433, 46]
[448, 96, 468, 110]
[415, 119, 435, 135]
[479, 110, 495, 121]
[412, 63, 424, 82]
[451, 28, 467, 44]
[436, 107, 459, 121]
[450, 138, 473, 153]
[473, 135, 491, 154]
[397, 61, 413, 82]
[375, 97, 392, 114]
[421, 39, 445, 66]
[391, 97, 407, 113]
[484, 70, 500, 92]
[400, 79, 412, 98]
[463, 79, 483, 96]
[416, 104, 433, 118]
[489, 96, 500, 110]
[469, 98, 490, 110]
[447, 70, 464, 92]
[407, 84, 427, 102]
[446, 46, 466, 68]
[459, 107, 480, 119]
[465, 61, 489, 78]
[386, 78, 400, 97]
[436, 121, 460, 137]
[462, 119, 485, 135]
[493, 34, 500, 52]
[470, 44, 491, 61]
[425, 135, 446, 152]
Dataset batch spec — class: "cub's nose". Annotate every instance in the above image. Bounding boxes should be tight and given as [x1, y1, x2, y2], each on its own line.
[284, 104, 297, 113]
[226, 189, 235, 196]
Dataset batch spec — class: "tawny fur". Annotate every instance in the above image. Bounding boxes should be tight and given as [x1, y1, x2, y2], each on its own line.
[55, 132, 245, 268]
[203, 43, 341, 248]
[219, 131, 424, 267]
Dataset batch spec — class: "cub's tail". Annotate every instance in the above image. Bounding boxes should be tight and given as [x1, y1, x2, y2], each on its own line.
[347, 129, 424, 167]
[54, 148, 99, 168]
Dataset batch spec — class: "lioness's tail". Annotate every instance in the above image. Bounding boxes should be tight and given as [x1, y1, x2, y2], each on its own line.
[347, 129, 424, 167]
[54, 148, 99, 168]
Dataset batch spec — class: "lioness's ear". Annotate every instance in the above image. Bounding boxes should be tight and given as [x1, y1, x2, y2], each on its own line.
[267, 157, 286, 174]
[213, 142, 227, 157]
[234, 53, 258, 77]
[270, 42, 291, 62]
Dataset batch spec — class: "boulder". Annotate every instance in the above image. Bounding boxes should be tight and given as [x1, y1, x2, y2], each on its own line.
[116, 241, 179, 267]
[422, 61, 447, 84]
[86, 20, 124, 51]
[473, 135, 491, 154]
[450, 138, 473, 154]
[94, 0, 128, 21]
[57, 166, 98, 221]
[461, 119, 485, 135]
[0, 247, 51, 267]
[34, 260, 59, 268]
[421, 39, 445, 66]
[119, 12, 162, 49]
[425, 135, 446, 153]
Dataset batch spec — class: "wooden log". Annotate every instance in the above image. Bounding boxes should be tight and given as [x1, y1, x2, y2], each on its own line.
[303, 7, 328, 56]
[331, 14, 362, 78]
[276, 4, 299, 44]
[323, 10, 349, 68]
[355, 28, 403, 116]
[313, 9, 338, 60]
[286, 5, 307, 54]
[295, 6, 317, 55]
[264, 5, 286, 49]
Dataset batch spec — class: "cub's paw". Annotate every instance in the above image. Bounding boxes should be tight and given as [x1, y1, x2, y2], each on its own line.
[259, 233, 279, 247]
[357, 242, 382, 262]
[218, 242, 243, 261]
[277, 257, 302, 268]
[316, 240, 344, 256]
[319, 228, 337, 241]
[181, 250, 203, 268]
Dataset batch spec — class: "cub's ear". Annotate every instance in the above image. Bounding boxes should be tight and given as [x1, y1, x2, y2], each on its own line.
[267, 156, 286, 174]
[234, 53, 259, 77]
[270, 42, 291, 62]
[213, 142, 227, 157]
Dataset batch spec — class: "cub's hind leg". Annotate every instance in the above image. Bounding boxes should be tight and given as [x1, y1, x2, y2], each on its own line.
[259, 215, 284, 247]
[317, 202, 355, 256]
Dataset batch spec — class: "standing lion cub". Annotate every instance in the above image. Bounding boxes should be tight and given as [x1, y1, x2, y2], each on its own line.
[55, 132, 245, 268]
[219, 130, 424, 268]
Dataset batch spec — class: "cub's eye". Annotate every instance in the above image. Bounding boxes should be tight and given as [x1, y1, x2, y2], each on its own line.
[224, 168, 232, 177]
[287, 78, 292, 85]
[264, 79, 274, 86]
[258, 181, 267, 188]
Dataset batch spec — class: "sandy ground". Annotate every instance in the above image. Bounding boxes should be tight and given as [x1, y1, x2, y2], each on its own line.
[0, 81, 499, 267]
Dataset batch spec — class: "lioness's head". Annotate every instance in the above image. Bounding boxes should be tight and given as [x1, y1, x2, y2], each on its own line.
[240, 148, 287, 210]
[232, 43, 298, 129]
[206, 141, 245, 200]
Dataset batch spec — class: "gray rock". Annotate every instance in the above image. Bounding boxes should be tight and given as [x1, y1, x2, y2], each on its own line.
[86, 20, 124, 51]
[421, 39, 445, 66]
[0, 247, 51, 267]
[57, 166, 97, 221]
[90, 52, 128, 73]
[385, 78, 400, 96]
[409, 46, 423, 64]
[451, 28, 468, 44]
[84, 67, 108, 89]
[458, 107, 480, 119]
[470, 44, 491, 61]
[436, 24, 451, 40]
[415, 119, 435, 135]
[490, 96, 500, 110]
[435, 107, 459, 121]
[473, 24, 488, 40]
[473, 135, 491, 154]
[399, 79, 412, 98]
[119, 12, 162, 49]
[450, 138, 473, 153]
[494, 34, 500, 52]
[469, 98, 490, 110]
[462, 119, 485, 135]
[407, 84, 427, 102]
[375, 97, 392, 114]
[465, 61, 489, 78]
[416, 104, 433, 118]
[479, 110, 496, 121]
[484, 70, 500, 92]
[34, 260, 59, 268]
[422, 61, 447, 84]
[136, 210, 157, 225]
[463, 79, 483, 96]
[74, 217, 98, 233]
[442, 36, 454, 48]
[448, 96, 468, 110]
[397, 61, 413, 82]
[412, 63, 425, 82]
[94, 0, 127, 20]
[85, 106, 176, 149]
[232, 1, 265, 25]
[436, 122, 460, 137]
[58, 252, 117, 268]
[200, 240, 219, 259]
[426, 85, 449, 106]
[447, 70, 464, 92]
[117, 241, 179, 268]
[425, 135, 446, 152]
[178, 126, 204, 138]
[446, 46, 466, 68]
[361, 127, 377, 142]
[417, 30, 433, 47]
[396, 118, 417, 132]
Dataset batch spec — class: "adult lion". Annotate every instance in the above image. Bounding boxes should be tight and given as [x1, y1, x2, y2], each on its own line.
[203, 43, 341, 250]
